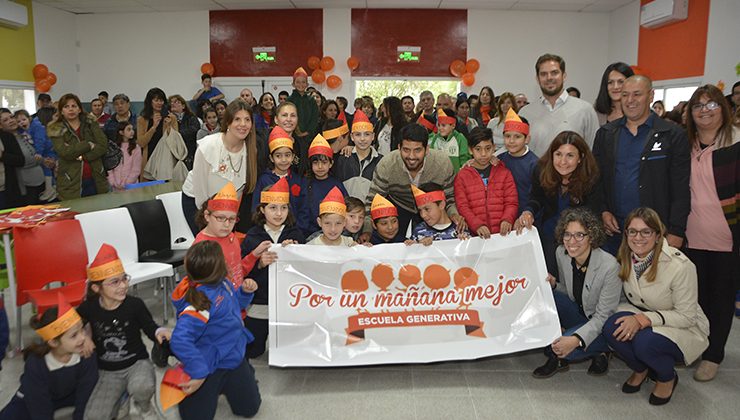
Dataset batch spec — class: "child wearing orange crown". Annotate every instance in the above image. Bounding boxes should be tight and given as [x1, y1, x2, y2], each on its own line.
[321, 118, 350, 154]
[77, 244, 171, 419]
[369, 194, 409, 245]
[191, 182, 270, 288]
[498, 108, 538, 216]
[428, 108, 470, 173]
[410, 183, 470, 245]
[307, 187, 357, 246]
[251, 126, 307, 217]
[0, 296, 98, 420]
[298, 133, 348, 237]
[241, 177, 306, 358]
[287, 67, 319, 139]
[333, 109, 383, 203]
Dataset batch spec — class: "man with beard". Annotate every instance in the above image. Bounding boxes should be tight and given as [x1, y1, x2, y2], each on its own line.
[401, 96, 415, 121]
[519, 53, 599, 157]
[366, 123, 466, 236]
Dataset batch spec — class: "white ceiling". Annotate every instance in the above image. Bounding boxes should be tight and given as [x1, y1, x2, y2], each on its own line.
[34, 0, 636, 14]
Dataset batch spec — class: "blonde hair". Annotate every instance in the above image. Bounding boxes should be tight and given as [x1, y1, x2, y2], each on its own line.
[616, 207, 665, 283]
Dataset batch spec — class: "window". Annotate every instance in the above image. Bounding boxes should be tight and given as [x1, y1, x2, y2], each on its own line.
[0, 84, 36, 113]
[354, 79, 461, 110]
[652, 85, 699, 112]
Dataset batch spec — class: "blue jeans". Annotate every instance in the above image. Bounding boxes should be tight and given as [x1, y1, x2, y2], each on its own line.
[603, 311, 684, 381]
[81, 178, 97, 197]
[553, 290, 610, 361]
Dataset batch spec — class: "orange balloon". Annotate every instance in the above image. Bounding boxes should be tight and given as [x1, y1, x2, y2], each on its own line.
[35, 79, 51, 93]
[423, 264, 451, 290]
[320, 56, 335, 72]
[326, 75, 342, 89]
[450, 60, 465, 78]
[341, 270, 369, 292]
[307, 56, 321, 70]
[311, 69, 326, 84]
[371, 264, 394, 291]
[346, 56, 360, 71]
[32, 64, 49, 80]
[454, 267, 479, 289]
[200, 63, 214, 76]
[462, 72, 475, 87]
[465, 59, 480, 74]
[46, 72, 57, 86]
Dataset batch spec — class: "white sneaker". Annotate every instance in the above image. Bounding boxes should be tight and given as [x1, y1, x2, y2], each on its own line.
[39, 188, 57, 202]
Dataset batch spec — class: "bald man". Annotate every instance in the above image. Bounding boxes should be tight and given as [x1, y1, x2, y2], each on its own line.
[592, 75, 690, 252]
[240, 88, 256, 107]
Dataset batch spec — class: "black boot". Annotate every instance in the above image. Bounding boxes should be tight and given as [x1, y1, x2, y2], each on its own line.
[587, 353, 610, 376]
[532, 350, 569, 379]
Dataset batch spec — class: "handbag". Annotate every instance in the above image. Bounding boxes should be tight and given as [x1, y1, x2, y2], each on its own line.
[102, 139, 123, 171]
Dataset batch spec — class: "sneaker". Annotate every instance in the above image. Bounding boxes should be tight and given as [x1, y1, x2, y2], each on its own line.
[39, 188, 57, 202]
[693, 360, 719, 382]
[587, 353, 610, 376]
[532, 356, 569, 378]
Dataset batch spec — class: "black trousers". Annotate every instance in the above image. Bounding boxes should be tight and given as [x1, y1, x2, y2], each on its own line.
[685, 248, 738, 363]
[245, 316, 268, 359]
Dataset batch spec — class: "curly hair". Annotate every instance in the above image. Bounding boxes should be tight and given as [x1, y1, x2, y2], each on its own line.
[554, 207, 606, 248]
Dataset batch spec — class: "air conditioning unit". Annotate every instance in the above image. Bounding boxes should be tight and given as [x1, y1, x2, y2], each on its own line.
[640, 0, 688, 29]
[0, 0, 28, 28]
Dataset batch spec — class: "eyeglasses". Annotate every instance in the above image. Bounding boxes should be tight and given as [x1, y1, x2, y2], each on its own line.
[563, 232, 588, 242]
[691, 101, 720, 112]
[211, 214, 239, 224]
[626, 228, 655, 238]
[103, 274, 131, 288]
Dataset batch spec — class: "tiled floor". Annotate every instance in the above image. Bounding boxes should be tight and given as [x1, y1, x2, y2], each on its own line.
[2, 287, 738, 419]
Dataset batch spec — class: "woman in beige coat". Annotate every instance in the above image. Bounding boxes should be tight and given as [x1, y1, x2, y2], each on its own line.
[603, 207, 709, 406]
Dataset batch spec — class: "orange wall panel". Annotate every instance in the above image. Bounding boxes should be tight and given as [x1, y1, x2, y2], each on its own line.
[637, 0, 710, 81]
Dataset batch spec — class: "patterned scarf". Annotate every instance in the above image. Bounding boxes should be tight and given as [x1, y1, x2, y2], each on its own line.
[631, 250, 655, 280]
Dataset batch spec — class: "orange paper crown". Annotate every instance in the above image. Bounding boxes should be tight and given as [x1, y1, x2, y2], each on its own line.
[417, 114, 437, 133]
[88, 243, 125, 282]
[160, 364, 191, 411]
[260, 177, 290, 204]
[322, 122, 349, 140]
[268, 126, 294, 153]
[351, 109, 373, 133]
[411, 184, 446, 208]
[293, 67, 308, 80]
[338, 109, 348, 123]
[436, 109, 456, 125]
[34, 293, 82, 341]
[308, 133, 334, 159]
[503, 108, 529, 136]
[319, 186, 346, 216]
[208, 182, 239, 213]
[370, 194, 398, 220]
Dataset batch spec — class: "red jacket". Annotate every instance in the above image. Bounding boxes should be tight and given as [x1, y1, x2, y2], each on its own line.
[454, 162, 519, 234]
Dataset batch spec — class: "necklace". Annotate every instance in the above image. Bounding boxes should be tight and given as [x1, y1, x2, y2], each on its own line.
[228, 152, 243, 173]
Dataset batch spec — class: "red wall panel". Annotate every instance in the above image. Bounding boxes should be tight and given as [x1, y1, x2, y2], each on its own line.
[351, 9, 467, 77]
[209, 10, 323, 77]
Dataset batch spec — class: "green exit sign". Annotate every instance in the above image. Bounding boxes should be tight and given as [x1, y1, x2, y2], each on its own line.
[252, 46, 276, 63]
[397, 46, 421, 63]
[255, 52, 275, 62]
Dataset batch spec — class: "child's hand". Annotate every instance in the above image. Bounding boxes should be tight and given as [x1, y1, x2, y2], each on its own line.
[419, 237, 433, 247]
[515, 211, 534, 234]
[258, 251, 278, 268]
[458, 231, 471, 240]
[403, 239, 416, 246]
[340, 145, 353, 157]
[361, 242, 373, 247]
[80, 335, 95, 358]
[451, 214, 467, 234]
[180, 378, 205, 395]
[281, 239, 298, 246]
[252, 240, 272, 257]
[242, 278, 258, 293]
[500, 220, 513, 236]
[357, 232, 371, 244]
[476, 226, 491, 239]
[155, 328, 172, 344]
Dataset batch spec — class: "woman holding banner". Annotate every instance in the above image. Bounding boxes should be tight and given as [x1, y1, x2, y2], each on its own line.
[603, 207, 709, 405]
[532, 207, 621, 378]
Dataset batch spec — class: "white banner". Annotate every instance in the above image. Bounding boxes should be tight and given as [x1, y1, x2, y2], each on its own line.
[268, 228, 560, 367]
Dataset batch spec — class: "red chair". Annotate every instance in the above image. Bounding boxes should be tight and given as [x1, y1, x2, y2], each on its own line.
[13, 219, 89, 345]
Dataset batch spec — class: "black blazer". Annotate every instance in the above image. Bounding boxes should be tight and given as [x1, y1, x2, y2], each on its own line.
[592, 115, 690, 238]
[0, 130, 27, 209]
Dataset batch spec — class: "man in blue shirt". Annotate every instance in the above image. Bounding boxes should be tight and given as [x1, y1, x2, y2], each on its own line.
[592, 75, 690, 254]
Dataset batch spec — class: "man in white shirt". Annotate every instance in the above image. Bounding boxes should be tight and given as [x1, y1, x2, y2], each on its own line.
[519, 53, 599, 157]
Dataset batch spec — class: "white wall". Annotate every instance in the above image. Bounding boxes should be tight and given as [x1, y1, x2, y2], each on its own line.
[607, 0, 639, 66]
[467, 10, 610, 103]
[703, 0, 740, 91]
[75, 11, 210, 102]
[33, 1, 79, 96]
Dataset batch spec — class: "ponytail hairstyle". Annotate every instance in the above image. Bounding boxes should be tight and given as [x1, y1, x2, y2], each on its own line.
[23, 307, 61, 360]
[184, 241, 228, 311]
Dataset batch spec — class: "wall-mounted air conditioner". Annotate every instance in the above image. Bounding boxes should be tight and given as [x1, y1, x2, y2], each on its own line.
[640, 0, 689, 29]
[0, 0, 28, 28]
